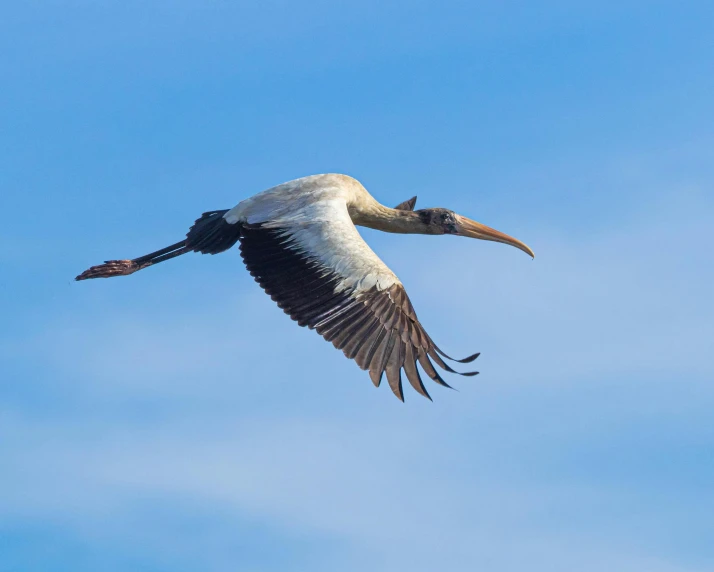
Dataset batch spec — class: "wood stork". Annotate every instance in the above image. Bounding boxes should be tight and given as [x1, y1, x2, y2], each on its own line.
[76, 174, 533, 401]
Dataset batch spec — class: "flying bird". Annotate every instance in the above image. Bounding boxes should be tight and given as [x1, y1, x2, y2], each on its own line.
[76, 174, 533, 401]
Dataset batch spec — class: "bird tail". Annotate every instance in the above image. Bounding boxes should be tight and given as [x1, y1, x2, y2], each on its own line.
[75, 209, 242, 281]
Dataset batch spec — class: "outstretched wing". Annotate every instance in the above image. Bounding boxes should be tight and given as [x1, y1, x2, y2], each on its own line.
[238, 201, 478, 401]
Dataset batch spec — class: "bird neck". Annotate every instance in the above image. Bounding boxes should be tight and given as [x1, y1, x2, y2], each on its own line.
[350, 203, 428, 234]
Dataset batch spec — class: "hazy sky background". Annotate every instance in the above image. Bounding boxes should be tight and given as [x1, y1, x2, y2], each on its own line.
[1, 1, 713, 571]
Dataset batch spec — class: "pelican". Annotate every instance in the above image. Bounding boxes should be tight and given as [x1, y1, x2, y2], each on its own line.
[76, 174, 533, 401]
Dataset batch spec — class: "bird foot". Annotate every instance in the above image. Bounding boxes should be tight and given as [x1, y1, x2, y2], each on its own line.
[75, 259, 150, 281]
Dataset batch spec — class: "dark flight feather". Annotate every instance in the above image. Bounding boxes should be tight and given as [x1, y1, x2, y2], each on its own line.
[238, 224, 478, 400]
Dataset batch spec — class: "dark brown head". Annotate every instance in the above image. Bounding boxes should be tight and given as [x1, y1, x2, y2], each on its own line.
[416, 208, 460, 234]
[415, 208, 534, 257]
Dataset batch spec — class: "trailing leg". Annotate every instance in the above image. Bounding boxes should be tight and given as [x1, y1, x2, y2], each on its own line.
[75, 209, 242, 281]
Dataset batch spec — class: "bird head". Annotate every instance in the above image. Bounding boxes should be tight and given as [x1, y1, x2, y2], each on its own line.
[415, 208, 534, 258]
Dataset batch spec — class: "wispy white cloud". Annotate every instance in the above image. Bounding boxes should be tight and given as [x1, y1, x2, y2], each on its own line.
[1, 408, 709, 572]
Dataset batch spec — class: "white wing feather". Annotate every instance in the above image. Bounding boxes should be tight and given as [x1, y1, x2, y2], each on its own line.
[226, 174, 399, 293]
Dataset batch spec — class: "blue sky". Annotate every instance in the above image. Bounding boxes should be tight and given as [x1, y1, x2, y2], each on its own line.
[1, 1, 713, 570]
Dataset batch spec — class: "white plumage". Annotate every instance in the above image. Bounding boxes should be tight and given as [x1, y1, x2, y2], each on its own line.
[227, 175, 399, 293]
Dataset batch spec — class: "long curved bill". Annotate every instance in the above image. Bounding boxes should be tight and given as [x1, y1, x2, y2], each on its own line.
[454, 215, 535, 258]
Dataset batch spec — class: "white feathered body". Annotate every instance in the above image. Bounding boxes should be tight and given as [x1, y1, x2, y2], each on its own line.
[225, 174, 399, 294]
